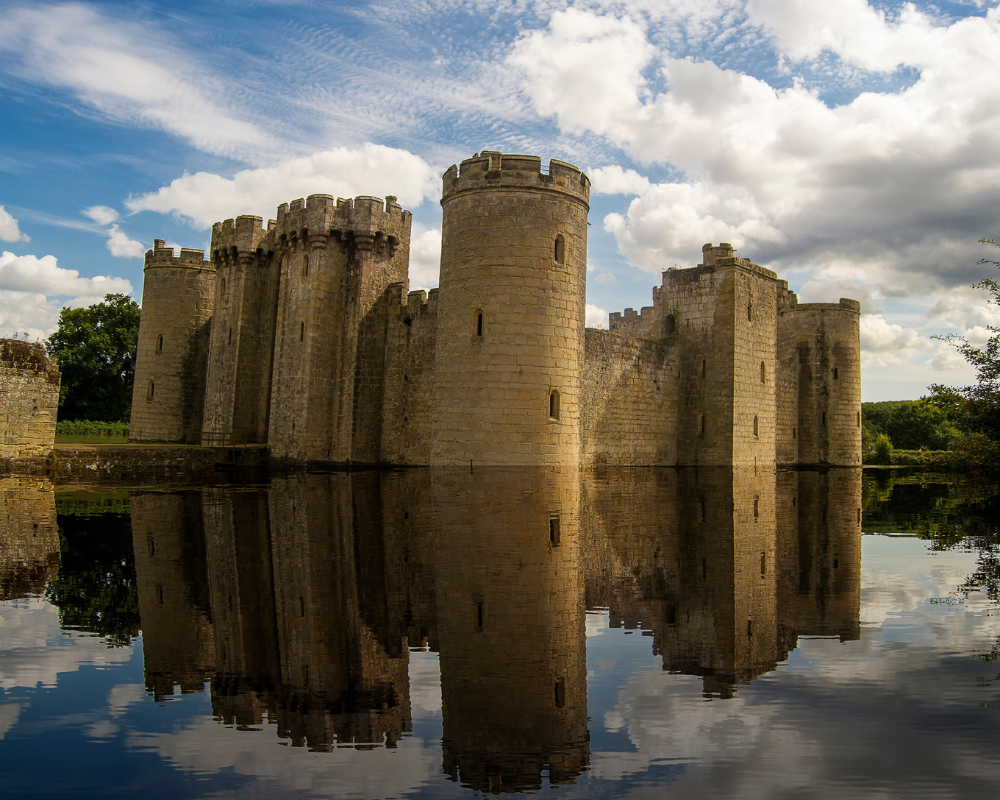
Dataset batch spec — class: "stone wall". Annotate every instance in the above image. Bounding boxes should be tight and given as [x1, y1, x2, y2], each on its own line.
[581, 329, 677, 466]
[130, 243, 215, 443]
[431, 153, 591, 466]
[380, 289, 438, 465]
[0, 340, 59, 460]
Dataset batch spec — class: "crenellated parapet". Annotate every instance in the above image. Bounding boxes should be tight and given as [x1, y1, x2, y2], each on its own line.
[266, 194, 412, 256]
[211, 216, 267, 264]
[442, 151, 590, 208]
[145, 240, 214, 272]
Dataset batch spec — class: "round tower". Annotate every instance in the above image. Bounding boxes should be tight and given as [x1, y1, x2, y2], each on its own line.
[430, 152, 590, 466]
[130, 241, 216, 443]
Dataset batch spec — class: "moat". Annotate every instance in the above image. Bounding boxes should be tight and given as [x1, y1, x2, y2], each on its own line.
[2, 467, 999, 798]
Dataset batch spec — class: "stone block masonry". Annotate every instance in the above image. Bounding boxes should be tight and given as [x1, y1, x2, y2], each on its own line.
[1, 340, 60, 461]
[131, 152, 861, 468]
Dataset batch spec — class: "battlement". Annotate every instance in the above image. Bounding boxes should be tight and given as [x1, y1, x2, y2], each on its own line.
[789, 298, 862, 315]
[442, 151, 590, 207]
[608, 305, 657, 332]
[211, 215, 266, 257]
[145, 240, 213, 271]
[269, 194, 411, 249]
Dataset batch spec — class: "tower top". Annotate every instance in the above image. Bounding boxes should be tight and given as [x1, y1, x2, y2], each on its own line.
[441, 151, 590, 207]
[145, 240, 213, 271]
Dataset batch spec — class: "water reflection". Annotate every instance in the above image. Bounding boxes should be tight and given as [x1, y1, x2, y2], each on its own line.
[122, 466, 863, 791]
[0, 477, 59, 601]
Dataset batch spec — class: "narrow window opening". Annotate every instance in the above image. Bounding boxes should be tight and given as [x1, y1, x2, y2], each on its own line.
[822, 411, 826, 426]
[475, 601, 484, 633]
[303, 256, 309, 276]
[554, 234, 565, 265]
[833, 367, 839, 380]
[300, 321, 305, 341]
[228, 328, 232, 345]
[300, 597, 306, 618]
[698, 498, 705, 523]
[156, 334, 163, 352]
[793, 496, 797, 508]
[549, 389, 560, 420]
[554, 678, 566, 709]
[747, 618, 753, 637]
[156, 585, 164, 605]
[753, 496, 759, 520]
[793, 426, 797, 439]
[147, 537, 155, 558]
[833, 554, 840, 569]
[147, 381, 155, 400]
[549, 515, 561, 546]
[822, 508, 827, 524]
[747, 301, 753, 322]
[701, 359, 706, 378]
[666, 605, 677, 625]
[760, 360, 766, 383]
[760, 551, 766, 575]
[665, 314, 676, 335]
[753, 415, 759, 437]
[475, 310, 483, 337]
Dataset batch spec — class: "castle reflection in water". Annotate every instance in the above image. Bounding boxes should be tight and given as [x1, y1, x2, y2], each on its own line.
[127, 467, 860, 793]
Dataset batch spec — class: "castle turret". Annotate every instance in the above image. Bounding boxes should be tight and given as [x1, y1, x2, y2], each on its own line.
[130, 242, 215, 443]
[777, 298, 862, 466]
[201, 217, 276, 446]
[431, 152, 590, 466]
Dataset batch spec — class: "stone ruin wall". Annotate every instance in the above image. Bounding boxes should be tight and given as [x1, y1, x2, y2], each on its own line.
[129, 243, 215, 444]
[0, 340, 60, 461]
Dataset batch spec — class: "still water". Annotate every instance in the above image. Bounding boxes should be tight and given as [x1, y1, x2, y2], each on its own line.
[1, 467, 998, 798]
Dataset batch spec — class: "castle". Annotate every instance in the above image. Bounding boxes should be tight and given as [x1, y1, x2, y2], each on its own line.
[129, 150, 861, 467]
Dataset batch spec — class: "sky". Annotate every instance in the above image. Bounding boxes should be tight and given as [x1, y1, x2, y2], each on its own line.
[2, 0, 1000, 401]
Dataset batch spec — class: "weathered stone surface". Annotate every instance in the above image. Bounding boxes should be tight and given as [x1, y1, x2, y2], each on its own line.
[0, 339, 60, 461]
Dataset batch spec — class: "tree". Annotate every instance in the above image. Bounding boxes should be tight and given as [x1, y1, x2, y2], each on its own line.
[46, 293, 140, 422]
[929, 239, 1000, 455]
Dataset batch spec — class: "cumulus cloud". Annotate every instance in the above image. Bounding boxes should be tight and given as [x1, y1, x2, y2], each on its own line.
[82, 206, 119, 226]
[586, 303, 608, 328]
[105, 225, 144, 258]
[589, 165, 651, 196]
[127, 144, 440, 229]
[0, 4, 271, 160]
[509, 7, 1000, 301]
[0, 251, 133, 338]
[0, 206, 29, 242]
[859, 314, 930, 367]
[409, 226, 441, 292]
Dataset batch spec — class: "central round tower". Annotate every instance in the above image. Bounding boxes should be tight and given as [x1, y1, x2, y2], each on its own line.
[430, 152, 590, 466]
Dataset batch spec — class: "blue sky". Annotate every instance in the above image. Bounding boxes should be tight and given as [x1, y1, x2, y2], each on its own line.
[2, 0, 1000, 400]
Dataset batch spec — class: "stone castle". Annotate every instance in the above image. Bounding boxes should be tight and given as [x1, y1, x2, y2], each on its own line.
[129, 150, 861, 467]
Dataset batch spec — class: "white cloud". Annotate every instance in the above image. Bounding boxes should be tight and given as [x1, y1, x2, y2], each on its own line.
[0, 4, 272, 160]
[409, 226, 441, 291]
[127, 144, 440, 229]
[859, 314, 930, 367]
[0, 251, 132, 298]
[509, 7, 1000, 303]
[797, 279, 881, 314]
[589, 165, 651, 196]
[105, 225, 145, 258]
[603, 181, 782, 272]
[595, 271, 616, 284]
[0, 206, 29, 243]
[82, 206, 119, 226]
[586, 303, 608, 328]
[0, 251, 133, 338]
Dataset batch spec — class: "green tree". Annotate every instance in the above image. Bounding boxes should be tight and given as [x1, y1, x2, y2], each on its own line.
[45, 293, 140, 422]
[862, 399, 959, 451]
[929, 239, 1000, 457]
